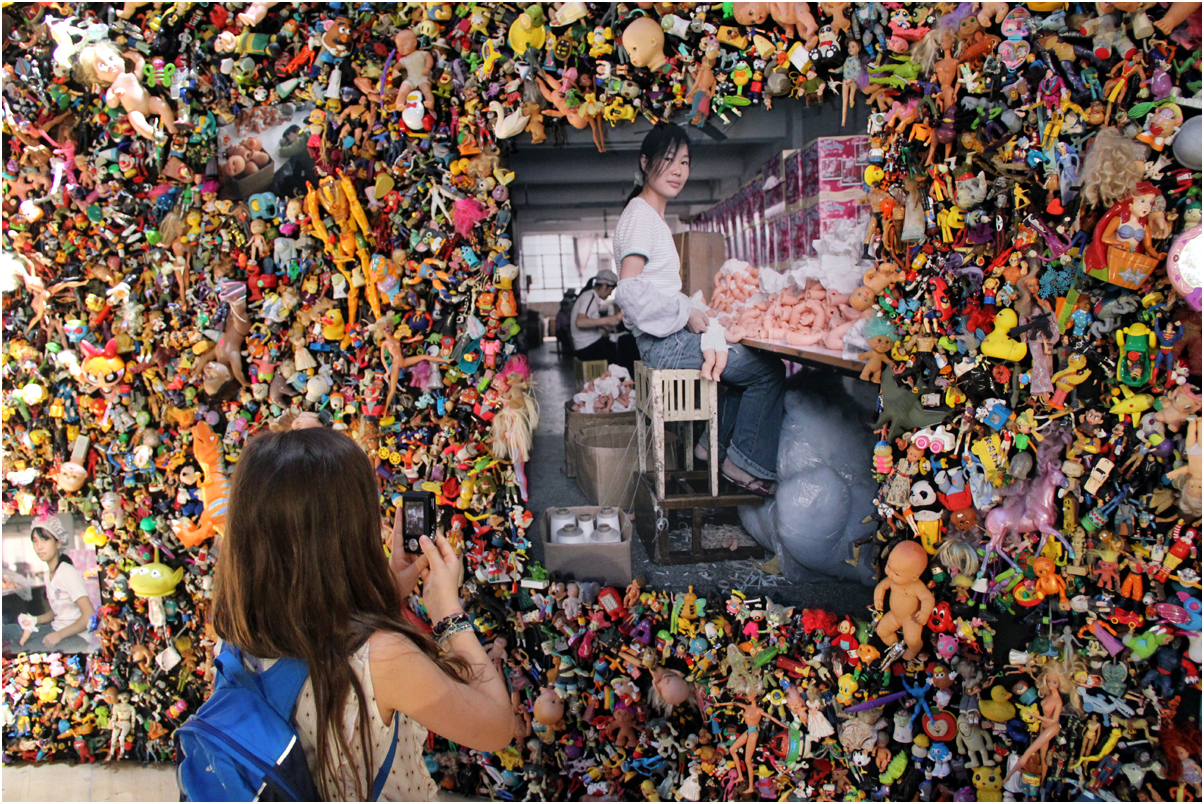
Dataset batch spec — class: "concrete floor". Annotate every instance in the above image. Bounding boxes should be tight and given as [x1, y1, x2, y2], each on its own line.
[524, 342, 872, 614]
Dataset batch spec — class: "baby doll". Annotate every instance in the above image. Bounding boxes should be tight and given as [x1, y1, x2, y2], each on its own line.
[76, 43, 181, 142]
[873, 541, 935, 662]
[391, 29, 434, 111]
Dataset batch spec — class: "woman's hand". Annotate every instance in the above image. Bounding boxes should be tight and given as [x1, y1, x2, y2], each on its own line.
[419, 533, 465, 623]
[686, 308, 710, 334]
[388, 508, 429, 600]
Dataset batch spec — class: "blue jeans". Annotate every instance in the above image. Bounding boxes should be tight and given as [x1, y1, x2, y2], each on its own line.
[636, 329, 785, 480]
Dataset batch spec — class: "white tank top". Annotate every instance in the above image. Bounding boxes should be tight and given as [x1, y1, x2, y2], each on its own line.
[254, 640, 438, 801]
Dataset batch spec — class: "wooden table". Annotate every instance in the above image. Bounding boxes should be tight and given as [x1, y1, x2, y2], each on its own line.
[740, 337, 867, 378]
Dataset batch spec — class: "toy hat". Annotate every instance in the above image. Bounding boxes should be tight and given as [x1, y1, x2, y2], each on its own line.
[31, 514, 70, 546]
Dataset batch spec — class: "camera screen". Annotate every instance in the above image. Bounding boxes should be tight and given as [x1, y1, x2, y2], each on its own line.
[404, 502, 426, 536]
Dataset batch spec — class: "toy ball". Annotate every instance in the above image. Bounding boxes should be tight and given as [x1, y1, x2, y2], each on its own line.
[1173, 115, 1201, 170]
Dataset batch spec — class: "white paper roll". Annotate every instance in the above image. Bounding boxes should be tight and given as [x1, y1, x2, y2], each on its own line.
[576, 513, 596, 539]
[557, 525, 588, 544]
[597, 507, 621, 532]
[591, 524, 620, 543]
[549, 508, 577, 536]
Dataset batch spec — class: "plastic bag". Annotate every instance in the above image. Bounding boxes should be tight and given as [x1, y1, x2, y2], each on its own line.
[738, 378, 880, 586]
[788, 218, 870, 296]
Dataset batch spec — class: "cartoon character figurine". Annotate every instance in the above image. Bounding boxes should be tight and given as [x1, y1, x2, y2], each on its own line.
[1084, 182, 1166, 289]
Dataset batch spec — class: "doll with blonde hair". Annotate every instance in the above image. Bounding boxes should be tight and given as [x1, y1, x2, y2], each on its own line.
[1004, 660, 1082, 785]
[76, 42, 181, 142]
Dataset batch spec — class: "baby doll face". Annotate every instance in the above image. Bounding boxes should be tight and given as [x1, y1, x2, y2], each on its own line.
[90, 46, 127, 83]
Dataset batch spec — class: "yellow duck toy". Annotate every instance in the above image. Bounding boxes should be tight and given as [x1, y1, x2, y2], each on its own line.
[978, 685, 1017, 723]
[321, 309, 347, 342]
[980, 309, 1029, 362]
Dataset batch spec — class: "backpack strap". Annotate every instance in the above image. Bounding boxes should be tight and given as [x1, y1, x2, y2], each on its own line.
[217, 643, 309, 721]
[370, 715, 401, 802]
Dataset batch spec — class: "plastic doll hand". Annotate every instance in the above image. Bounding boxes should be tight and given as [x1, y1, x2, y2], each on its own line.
[911, 612, 926, 624]
[388, 507, 430, 600]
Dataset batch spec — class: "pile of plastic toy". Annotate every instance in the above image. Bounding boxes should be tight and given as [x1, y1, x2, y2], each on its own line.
[2, 2, 1201, 802]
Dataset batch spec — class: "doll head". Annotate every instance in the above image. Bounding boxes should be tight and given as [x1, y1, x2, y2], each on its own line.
[75, 42, 126, 87]
[622, 16, 667, 71]
[885, 540, 927, 585]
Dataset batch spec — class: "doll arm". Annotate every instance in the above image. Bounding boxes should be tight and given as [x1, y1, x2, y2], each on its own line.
[914, 584, 936, 624]
[873, 578, 890, 610]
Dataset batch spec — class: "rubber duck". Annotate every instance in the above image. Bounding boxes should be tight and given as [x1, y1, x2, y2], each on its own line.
[978, 685, 1016, 723]
[980, 309, 1028, 361]
[321, 309, 346, 341]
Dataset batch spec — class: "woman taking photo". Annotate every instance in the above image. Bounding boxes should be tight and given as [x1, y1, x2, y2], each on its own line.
[614, 123, 786, 496]
[7, 515, 98, 654]
[211, 426, 513, 800]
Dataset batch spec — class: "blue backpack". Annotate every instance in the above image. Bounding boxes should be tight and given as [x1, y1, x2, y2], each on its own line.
[176, 643, 398, 801]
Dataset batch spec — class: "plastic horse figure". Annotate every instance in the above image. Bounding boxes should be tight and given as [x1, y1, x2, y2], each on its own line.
[981, 427, 1074, 575]
[175, 421, 229, 548]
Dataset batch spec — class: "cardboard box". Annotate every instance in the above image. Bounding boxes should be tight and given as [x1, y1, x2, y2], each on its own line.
[563, 400, 636, 478]
[673, 231, 726, 300]
[540, 505, 634, 587]
[574, 424, 677, 508]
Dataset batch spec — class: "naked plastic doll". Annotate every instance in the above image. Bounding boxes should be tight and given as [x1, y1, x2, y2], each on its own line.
[873, 540, 935, 662]
[691, 294, 729, 381]
[369, 314, 448, 411]
[193, 280, 253, 396]
[76, 42, 180, 142]
[718, 695, 786, 794]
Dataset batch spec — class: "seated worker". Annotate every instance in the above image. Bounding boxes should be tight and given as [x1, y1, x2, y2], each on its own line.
[570, 269, 638, 372]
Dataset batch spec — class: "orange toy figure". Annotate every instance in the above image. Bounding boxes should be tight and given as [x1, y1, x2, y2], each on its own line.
[873, 541, 935, 662]
[1031, 557, 1070, 607]
[174, 421, 229, 548]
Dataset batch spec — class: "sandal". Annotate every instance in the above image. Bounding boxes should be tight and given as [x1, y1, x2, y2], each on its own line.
[721, 468, 777, 497]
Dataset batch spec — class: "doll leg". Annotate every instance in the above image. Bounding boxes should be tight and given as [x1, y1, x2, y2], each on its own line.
[125, 110, 159, 140]
[901, 618, 925, 660]
[743, 732, 760, 793]
[147, 95, 178, 132]
[729, 731, 750, 785]
[875, 610, 902, 648]
[394, 79, 415, 111]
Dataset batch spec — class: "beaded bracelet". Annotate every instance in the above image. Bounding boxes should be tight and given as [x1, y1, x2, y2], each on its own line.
[432, 611, 474, 648]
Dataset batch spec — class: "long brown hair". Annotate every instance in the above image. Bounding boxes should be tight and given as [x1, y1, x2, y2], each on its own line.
[212, 427, 470, 799]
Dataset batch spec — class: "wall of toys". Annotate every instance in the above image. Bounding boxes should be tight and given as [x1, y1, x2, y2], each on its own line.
[1, 1, 1201, 801]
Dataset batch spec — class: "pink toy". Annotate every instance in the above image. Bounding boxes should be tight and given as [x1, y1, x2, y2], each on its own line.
[982, 428, 1073, 576]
